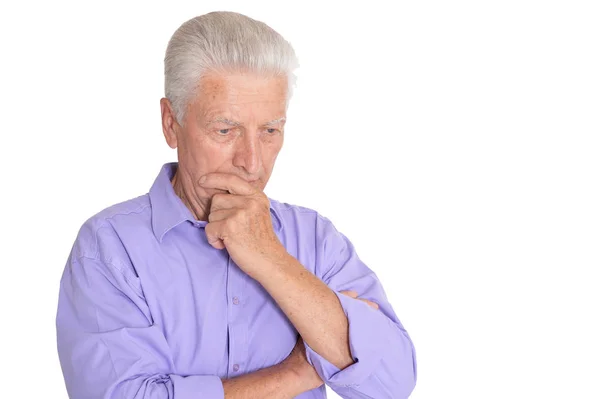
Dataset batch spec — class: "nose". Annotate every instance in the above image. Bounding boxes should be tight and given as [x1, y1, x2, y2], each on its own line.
[233, 132, 261, 175]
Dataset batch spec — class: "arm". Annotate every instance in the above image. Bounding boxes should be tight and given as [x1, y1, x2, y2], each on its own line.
[253, 215, 417, 398]
[222, 336, 322, 398]
[56, 253, 314, 399]
[222, 362, 301, 398]
[254, 250, 354, 370]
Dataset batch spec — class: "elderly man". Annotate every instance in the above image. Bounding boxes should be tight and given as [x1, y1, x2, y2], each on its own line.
[56, 11, 416, 399]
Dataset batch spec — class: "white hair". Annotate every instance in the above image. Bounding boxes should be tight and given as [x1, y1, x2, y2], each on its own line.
[164, 11, 300, 125]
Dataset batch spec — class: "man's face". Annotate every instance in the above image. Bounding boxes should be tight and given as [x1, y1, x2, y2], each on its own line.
[162, 70, 288, 193]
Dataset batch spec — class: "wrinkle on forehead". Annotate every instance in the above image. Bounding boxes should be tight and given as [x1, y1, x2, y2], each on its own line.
[198, 71, 287, 100]
[189, 70, 288, 127]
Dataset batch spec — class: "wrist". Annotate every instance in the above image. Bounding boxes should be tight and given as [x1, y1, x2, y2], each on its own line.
[248, 245, 291, 281]
[278, 360, 310, 396]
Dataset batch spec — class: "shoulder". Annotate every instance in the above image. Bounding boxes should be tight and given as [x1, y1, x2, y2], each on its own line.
[269, 198, 331, 224]
[61, 196, 151, 306]
[71, 194, 151, 262]
[269, 197, 341, 239]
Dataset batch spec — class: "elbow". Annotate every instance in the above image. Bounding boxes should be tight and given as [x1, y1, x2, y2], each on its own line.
[396, 334, 417, 398]
[382, 331, 417, 398]
[397, 371, 417, 399]
[379, 361, 416, 399]
[110, 375, 175, 399]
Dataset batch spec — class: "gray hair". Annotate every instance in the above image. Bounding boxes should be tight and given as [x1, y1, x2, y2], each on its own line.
[164, 11, 300, 125]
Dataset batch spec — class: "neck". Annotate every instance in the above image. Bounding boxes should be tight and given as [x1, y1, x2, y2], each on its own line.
[171, 169, 209, 221]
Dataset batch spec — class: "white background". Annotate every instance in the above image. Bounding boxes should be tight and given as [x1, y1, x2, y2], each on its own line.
[1, 1, 599, 398]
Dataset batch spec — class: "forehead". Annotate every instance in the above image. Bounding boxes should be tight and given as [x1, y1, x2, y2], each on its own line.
[196, 70, 287, 104]
[191, 71, 288, 125]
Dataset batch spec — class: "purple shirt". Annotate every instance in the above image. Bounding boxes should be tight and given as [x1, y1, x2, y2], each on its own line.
[56, 162, 417, 398]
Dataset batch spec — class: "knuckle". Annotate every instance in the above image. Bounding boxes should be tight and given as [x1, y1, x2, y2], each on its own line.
[234, 208, 244, 220]
[225, 217, 237, 231]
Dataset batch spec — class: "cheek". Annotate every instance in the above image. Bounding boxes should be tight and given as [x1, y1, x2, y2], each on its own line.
[207, 146, 237, 170]
[191, 135, 231, 161]
[264, 141, 283, 162]
[178, 128, 205, 155]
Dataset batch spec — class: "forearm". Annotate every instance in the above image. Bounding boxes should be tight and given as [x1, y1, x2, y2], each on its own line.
[252, 252, 354, 370]
[222, 361, 306, 399]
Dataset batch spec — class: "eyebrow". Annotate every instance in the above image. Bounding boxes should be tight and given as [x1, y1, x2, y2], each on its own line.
[207, 117, 286, 127]
[265, 117, 286, 126]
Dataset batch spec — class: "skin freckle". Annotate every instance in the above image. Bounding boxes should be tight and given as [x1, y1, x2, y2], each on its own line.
[161, 70, 288, 221]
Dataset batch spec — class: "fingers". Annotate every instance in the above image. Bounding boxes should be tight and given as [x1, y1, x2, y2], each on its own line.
[198, 173, 256, 196]
[358, 298, 379, 310]
[204, 221, 226, 249]
[339, 290, 379, 310]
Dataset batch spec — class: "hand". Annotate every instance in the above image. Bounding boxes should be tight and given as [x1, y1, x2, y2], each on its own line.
[198, 172, 286, 275]
[282, 336, 324, 391]
[340, 290, 380, 310]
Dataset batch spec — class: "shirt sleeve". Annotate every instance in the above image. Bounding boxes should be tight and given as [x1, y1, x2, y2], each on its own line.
[303, 215, 417, 399]
[56, 237, 224, 399]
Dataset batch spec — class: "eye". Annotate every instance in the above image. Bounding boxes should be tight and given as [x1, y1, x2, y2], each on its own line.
[266, 128, 278, 134]
[218, 129, 230, 135]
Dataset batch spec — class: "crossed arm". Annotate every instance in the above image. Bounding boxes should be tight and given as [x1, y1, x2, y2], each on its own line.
[57, 217, 416, 399]
[248, 243, 416, 399]
[220, 290, 380, 399]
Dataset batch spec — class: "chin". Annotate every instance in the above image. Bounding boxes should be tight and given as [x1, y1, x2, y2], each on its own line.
[252, 180, 267, 190]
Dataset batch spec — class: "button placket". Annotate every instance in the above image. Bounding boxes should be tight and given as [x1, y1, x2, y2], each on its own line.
[227, 257, 249, 377]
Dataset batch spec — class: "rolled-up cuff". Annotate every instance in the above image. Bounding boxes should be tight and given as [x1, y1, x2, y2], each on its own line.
[304, 291, 392, 388]
[170, 374, 224, 399]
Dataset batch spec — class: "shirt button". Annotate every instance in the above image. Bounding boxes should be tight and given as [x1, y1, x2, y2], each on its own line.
[232, 297, 239, 305]
[233, 364, 239, 372]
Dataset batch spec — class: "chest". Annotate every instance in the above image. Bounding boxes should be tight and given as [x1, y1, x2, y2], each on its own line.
[137, 233, 301, 378]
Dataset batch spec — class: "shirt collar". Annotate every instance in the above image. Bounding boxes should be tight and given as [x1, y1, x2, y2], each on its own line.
[149, 162, 282, 242]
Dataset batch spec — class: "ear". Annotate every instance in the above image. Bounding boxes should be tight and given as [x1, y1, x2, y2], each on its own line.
[160, 98, 179, 149]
